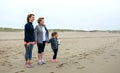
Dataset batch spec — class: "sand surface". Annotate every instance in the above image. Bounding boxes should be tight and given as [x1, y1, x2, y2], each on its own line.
[0, 32, 120, 73]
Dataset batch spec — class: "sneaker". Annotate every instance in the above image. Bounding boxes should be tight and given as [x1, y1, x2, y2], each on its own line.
[41, 60, 46, 64]
[29, 63, 33, 67]
[25, 64, 32, 68]
[37, 61, 43, 65]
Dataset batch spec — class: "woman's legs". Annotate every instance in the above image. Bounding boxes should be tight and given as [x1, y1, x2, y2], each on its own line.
[25, 44, 34, 67]
[41, 41, 45, 61]
[29, 44, 34, 64]
[37, 41, 46, 64]
[25, 45, 30, 64]
[38, 53, 43, 61]
[37, 43, 43, 61]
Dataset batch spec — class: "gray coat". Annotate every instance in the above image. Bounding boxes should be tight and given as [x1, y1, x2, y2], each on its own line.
[34, 24, 49, 44]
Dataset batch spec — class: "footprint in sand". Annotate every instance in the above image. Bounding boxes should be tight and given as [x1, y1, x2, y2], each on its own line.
[110, 54, 116, 56]
[64, 52, 69, 54]
[74, 62, 79, 64]
[105, 60, 109, 63]
[15, 70, 25, 73]
[8, 64, 13, 67]
[77, 66, 85, 69]
[66, 49, 70, 50]
[1, 63, 5, 66]
[56, 63, 68, 68]
[20, 70, 25, 72]
[104, 57, 110, 60]
[70, 55, 77, 58]
[78, 57, 84, 60]
[5, 55, 10, 58]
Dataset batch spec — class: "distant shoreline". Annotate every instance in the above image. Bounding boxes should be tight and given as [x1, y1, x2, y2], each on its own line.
[0, 27, 120, 33]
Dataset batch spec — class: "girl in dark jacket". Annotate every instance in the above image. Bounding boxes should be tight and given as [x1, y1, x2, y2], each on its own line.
[48, 32, 60, 63]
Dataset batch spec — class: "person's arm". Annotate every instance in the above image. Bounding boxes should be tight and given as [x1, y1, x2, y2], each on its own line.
[34, 25, 38, 43]
[45, 26, 49, 42]
[48, 39, 51, 43]
[24, 24, 29, 43]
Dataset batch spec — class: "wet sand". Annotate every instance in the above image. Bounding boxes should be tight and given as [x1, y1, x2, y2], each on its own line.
[0, 32, 120, 73]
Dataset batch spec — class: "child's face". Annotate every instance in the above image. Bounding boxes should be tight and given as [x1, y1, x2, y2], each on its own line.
[55, 33, 58, 38]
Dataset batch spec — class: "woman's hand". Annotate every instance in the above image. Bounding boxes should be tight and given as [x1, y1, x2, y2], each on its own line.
[34, 42, 37, 44]
[26, 43, 30, 47]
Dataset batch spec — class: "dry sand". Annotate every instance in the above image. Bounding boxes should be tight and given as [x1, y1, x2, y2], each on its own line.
[0, 32, 120, 73]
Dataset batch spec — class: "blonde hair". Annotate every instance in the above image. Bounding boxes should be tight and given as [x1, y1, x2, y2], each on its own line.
[37, 17, 44, 24]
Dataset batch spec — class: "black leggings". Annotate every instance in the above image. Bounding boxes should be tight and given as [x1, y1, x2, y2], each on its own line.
[52, 49, 58, 59]
[37, 41, 46, 54]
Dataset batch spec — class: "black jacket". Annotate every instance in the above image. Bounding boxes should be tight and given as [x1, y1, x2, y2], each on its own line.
[24, 22, 35, 42]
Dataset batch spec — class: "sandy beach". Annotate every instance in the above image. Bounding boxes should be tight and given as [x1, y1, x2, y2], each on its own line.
[0, 31, 120, 73]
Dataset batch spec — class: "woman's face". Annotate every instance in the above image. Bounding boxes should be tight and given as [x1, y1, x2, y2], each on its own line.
[29, 15, 35, 22]
[40, 19, 44, 25]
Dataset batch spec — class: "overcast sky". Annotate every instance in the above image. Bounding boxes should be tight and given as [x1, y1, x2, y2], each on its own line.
[0, 0, 120, 30]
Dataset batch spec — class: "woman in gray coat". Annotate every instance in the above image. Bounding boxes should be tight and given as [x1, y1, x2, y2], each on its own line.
[35, 17, 49, 65]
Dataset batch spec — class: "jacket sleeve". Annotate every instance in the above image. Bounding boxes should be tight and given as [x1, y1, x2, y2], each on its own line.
[45, 26, 49, 42]
[48, 39, 51, 43]
[34, 25, 38, 42]
[24, 24, 30, 42]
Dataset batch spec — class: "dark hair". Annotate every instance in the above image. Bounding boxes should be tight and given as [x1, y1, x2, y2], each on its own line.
[37, 17, 44, 24]
[51, 32, 58, 37]
[27, 14, 34, 22]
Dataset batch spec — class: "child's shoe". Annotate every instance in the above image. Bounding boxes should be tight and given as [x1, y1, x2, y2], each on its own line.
[55, 59, 58, 62]
[52, 59, 56, 63]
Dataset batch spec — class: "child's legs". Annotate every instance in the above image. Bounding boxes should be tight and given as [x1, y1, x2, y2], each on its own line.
[56, 49, 58, 59]
[53, 49, 58, 59]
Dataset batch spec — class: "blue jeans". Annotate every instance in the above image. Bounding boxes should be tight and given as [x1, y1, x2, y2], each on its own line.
[24, 44, 34, 61]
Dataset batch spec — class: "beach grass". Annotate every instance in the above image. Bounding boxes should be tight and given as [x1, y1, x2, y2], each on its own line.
[0, 28, 23, 32]
[0, 27, 120, 33]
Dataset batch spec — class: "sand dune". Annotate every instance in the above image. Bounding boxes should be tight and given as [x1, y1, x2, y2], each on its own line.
[0, 32, 120, 73]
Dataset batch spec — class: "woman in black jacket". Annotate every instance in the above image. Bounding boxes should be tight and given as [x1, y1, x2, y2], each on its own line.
[24, 14, 35, 68]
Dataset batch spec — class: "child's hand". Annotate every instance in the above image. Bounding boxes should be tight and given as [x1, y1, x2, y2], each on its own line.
[46, 41, 49, 44]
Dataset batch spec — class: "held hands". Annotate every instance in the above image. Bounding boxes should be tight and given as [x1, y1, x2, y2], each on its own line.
[46, 41, 49, 44]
